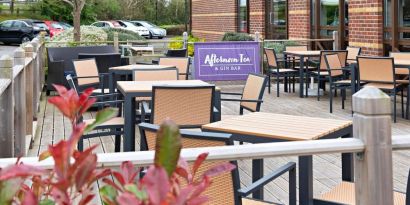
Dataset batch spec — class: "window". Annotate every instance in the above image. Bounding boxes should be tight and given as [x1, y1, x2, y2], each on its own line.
[399, 0, 410, 39]
[12, 21, 27, 28]
[320, 0, 339, 37]
[238, 0, 249, 33]
[0, 21, 13, 28]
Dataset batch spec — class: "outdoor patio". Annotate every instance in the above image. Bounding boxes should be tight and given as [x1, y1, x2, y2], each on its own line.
[29, 83, 410, 204]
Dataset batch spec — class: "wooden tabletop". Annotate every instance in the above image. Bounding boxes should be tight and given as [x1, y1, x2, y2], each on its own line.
[110, 64, 175, 71]
[283, 50, 321, 57]
[395, 60, 410, 68]
[202, 112, 352, 141]
[117, 80, 212, 93]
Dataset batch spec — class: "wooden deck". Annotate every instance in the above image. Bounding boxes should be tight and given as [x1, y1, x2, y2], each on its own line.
[29, 83, 410, 204]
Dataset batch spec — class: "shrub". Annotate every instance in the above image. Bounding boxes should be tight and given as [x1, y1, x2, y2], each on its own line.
[160, 24, 185, 36]
[221, 32, 254, 41]
[104, 27, 146, 42]
[48, 26, 107, 47]
[264, 41, 299, 54]
[168, 35, 205, 57]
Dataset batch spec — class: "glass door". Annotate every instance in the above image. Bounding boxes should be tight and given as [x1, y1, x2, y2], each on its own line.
[399, 0, 410, 50]
[266, 0, 287, 39]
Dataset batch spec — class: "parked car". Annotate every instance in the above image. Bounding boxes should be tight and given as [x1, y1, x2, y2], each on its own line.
[59, 22, 73, 30]
[130, 21, 166, 39]
[0, 19, 49, 44]
[44, 20, 64, 38]
[116, 20, 150, 37]
[90, 20, 128, 30]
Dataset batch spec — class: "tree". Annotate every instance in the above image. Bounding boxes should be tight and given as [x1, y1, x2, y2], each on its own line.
[62, 0, 86, 41]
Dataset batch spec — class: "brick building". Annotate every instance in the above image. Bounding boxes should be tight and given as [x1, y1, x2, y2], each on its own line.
[191, 0, 410, 56]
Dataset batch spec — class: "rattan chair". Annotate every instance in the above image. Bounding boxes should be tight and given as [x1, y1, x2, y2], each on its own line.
[346, 46, 361, 65]
[265, 48, 298, 97]
[72, 58, 110, 94]
[357, 56, 405, 123]
[315, 169, 409, 205]
[148, 85, 215, 128]
[138, 122, 297, 205]
[323, 54, 353, 113]
[306, 50, 348, 101]
[159, 57, 190, 80]
[66, 75, 123, 152]
[390, 52, 410, 119]
[220, 73, 268, 115]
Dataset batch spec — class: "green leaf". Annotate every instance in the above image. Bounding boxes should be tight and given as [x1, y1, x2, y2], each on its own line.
[124, 184, 147, 200]
[154, 119, 182, 176]
[84, 108, 118, 133]
[40, 199, 55, 205]
[0, 179, 23, 204]
[99, 185, 118, 203]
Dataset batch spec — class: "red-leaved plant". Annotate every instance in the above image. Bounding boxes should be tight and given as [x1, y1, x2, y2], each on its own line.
[0, 85, 235, 205]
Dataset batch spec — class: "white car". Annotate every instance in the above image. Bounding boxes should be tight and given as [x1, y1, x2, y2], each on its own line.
[130, 21, 167, 39]
[116, 20, 150, 37]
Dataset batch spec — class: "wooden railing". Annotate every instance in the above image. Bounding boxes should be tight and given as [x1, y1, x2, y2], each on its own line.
[0, 86, 408, 204]
[0, 37, 45, 158]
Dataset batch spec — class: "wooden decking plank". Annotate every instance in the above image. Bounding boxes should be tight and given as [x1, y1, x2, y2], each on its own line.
[29, 82, 410, 203]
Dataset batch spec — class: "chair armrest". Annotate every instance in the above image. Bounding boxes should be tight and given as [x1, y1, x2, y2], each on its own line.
[221, 92, 243, 96]
[93, 100, 124, 107]
[221, 98, 263, 103]
[90, 93, 121, 98]
[237, 162, 296, 197]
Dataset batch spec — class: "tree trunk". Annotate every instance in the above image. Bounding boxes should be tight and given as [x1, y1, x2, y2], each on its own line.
[73, 10, 81, 42]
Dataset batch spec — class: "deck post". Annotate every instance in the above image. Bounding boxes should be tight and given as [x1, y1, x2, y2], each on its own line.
[0, 55, 15, 157]
[183, 32, 188, 49]
[31, 39, 40, 117]
[24, 44, 34, 137]
[352, 87, 393, 205]
[13, 48, 27, 156]
[114, 32, 119, 52]
[332, 31, 339, 50]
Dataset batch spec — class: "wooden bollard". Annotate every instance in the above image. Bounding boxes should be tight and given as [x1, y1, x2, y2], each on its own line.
[24, 43, 33, 58]
[13, 48, 27, 156]
[14, 47, 25, 66]
[0, 55, 13, 80]
[0, 55, 15, 157]
[353, 87, 393, 205]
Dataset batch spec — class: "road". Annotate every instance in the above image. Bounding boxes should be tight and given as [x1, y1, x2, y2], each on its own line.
[0, 45, 18, 57]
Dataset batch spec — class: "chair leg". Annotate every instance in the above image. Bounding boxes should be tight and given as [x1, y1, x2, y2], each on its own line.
[330, 86, 333, 113]
[268, 74, 271, 94]
[292, 76, 296, 93]
[115, 129, 121, 152]
[394, 92, 397, 123]
[317, 78, 321, 101]
[240, 107, 244, 115]
[78, 138, 84, 152]
[284, 77, 288, 92]
[342, 89, 346, 110]
[277, 75, 280, 97]
[334, 89, 337, 97]
[305, 74, 310, 97]
[407, 87, 410, 119]
[401, 89, 404, 118]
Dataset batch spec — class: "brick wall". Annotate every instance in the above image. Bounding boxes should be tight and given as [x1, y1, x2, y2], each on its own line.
[288, 0, 311, 39]
[191, 0, 237, 41]
[249, 0, 265, 36]
[348, 1, 384, 56]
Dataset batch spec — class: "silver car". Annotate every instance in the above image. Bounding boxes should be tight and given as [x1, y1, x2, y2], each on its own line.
[130, 21, 166, 39]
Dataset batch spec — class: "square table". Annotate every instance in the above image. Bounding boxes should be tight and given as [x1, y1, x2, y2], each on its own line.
[202, 112, 353, 204]
[117, 80, 218, 152]
[283, 51, 322, 98]
[109, 64, 176, 93]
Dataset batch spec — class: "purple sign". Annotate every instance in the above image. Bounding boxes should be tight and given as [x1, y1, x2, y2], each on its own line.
[194, 42, 261, 81]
